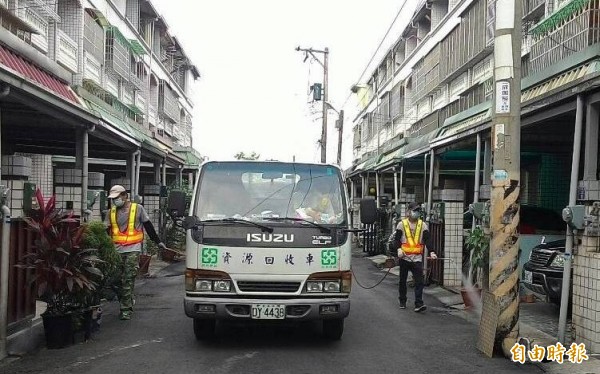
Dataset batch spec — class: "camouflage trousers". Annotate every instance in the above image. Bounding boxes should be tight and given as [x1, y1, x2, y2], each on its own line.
[117, 252, 140, 313]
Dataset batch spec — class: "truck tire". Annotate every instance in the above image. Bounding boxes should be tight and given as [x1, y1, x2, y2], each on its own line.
[322, 318, 344, 340]
[193, 319, 216, 341]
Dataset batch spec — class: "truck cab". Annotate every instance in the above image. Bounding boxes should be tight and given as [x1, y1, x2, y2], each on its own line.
[167, 160, 376, 341]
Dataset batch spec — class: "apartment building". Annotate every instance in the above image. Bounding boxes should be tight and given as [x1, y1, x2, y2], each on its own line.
[347, 0, 600, 351]
[0, 0, 201, 217]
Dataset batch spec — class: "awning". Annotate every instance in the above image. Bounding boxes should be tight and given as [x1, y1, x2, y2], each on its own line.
[402, 130, 440, 159]
[174, 146, 203, 168]
[86, 8, 110, 27]
[348, 154, 380, 176]
[429, 101, 492, 148]
[0, 45, 79, 104]
[375, 138, 408, 171]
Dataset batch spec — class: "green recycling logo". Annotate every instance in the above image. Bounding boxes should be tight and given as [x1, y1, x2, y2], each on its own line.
[201, 247, 218, 266]
[321, 249, 337, 268]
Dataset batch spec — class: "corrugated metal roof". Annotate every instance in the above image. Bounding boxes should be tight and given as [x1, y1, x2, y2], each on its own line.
[0, 45, 79, 104]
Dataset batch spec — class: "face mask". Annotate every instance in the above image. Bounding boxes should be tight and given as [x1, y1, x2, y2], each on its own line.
[409, 210, 421, 220]
[113, 198, 124, 208]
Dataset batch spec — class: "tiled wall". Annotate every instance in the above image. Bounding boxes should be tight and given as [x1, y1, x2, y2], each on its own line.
[143, 184, 162, 229]
[432, 189, 464, 288]
[573, 202, 600, 353]
[110, 177, 131, 192]
[1, 155, 32, 218]
[58, 0, 84, 84]
[54, 168, 82, 214]
[18, 154, 53, 198]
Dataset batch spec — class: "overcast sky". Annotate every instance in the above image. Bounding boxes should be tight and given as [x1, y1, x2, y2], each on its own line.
[152, 0, 413, 169]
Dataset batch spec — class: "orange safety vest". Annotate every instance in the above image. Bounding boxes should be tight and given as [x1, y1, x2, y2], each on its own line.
[110, 203, 144, 246]
[400, 218, 424, 255]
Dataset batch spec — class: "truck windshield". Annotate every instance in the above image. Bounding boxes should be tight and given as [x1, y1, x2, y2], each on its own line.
[195, 162, 347, 225]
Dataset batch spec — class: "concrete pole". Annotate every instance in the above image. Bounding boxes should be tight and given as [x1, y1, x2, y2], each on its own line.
[425, 149, 435, 275]
[81, 130, 89, 221]
[321, 48, 329, 163]
[177, 165, 183, 188]
[393, 170, 399, 206]
[483, 138, 491, 185]
[375, 172, 380, 208]
[489, 0, 522, 356]
[162, 158, 167, 186]
[154, 160, 161, 184]
[558, 95, 584, 343]
[473, 133, 482, 230]
[584, 103, 599, 180]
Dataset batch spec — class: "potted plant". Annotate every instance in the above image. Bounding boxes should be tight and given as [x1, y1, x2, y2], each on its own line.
[140, 237, 158, 275]
[461, 225, 489, 309]
[16, 189, 103, 349]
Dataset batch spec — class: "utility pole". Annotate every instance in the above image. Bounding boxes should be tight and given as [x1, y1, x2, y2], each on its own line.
[336, 109, 344, 166]
[489, 0, 522, 357]
[296, 46, 329, 163]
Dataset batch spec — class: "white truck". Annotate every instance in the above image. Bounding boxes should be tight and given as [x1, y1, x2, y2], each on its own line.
[167, 160, 376, 340]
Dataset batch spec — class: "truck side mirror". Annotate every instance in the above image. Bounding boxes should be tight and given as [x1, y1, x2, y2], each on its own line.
[360, 198, 377, 225]
[168, 190, 187, 218]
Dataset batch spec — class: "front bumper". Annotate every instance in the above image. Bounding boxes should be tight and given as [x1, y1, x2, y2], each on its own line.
[522, 264, 563, 301]
[184, 296, 350, 321]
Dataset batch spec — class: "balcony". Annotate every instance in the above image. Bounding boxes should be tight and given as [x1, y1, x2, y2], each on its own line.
[523, 0, 545, 20]
[57, 29, 78, 73]
[159, 81, 179, 122]
[83, 52, 102, 86]
[21, 7, 48, 53]
[530, 0, 600, 75]
[148, 105, 157, 126]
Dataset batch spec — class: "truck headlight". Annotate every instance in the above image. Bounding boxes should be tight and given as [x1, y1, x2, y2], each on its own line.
[195, 280, 213, 291]
[550, 254, 565, 268]
[306, 281, 324, 292]
[213, 280, 231, 292]
[323, 281, 341, 292]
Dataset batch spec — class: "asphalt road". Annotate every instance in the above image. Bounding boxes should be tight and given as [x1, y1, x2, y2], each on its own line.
[1, 250, 542, 374]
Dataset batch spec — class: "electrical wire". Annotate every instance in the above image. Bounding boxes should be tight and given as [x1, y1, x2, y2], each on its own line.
[340, 0, 411, 111]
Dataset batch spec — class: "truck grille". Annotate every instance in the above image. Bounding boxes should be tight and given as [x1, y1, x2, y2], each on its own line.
[236, 281, 301, 293]
[529, 250, 552, 266]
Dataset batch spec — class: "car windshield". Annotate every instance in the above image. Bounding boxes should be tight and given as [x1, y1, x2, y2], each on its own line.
[194, 162, 346, 225]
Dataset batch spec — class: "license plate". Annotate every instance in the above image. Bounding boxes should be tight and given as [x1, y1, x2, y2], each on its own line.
[523, 270, 532, 284]
[251, 304, 286, 320]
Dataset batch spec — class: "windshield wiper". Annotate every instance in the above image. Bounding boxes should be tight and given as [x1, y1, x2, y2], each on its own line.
[200, 218, 273, 232]
[262, 217, 331, 234]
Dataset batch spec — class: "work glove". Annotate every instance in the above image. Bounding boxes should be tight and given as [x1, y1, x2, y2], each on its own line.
[430, 251, 437, 260]
[397, 249, 405, 258]
[158, 242, 167, 251]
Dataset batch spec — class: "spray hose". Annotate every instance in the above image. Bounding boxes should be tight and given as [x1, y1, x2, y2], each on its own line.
[351, 256, 460, 290]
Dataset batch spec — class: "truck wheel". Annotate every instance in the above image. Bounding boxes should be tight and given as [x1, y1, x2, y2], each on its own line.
[193, 319, 216, 341]
[322, 318, 344, 340]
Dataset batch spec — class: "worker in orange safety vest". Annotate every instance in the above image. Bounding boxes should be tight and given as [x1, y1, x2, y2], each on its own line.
[388, 202, 437, 312]
[105, 184, 167, 320]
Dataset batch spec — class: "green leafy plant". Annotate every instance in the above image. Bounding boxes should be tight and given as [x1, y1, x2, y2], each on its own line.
[81, 220, 121, 302]
[464, 225, 489, 288]
[16, 189, 103, 316]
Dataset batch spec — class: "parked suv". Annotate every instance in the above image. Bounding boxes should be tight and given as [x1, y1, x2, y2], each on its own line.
[522, 239, 571, 305]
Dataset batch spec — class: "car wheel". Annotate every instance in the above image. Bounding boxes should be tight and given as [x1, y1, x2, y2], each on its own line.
[193, 319, 216, 341]
[322, 318, 344, 340]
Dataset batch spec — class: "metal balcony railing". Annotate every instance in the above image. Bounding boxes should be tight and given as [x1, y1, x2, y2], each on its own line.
[57, 29, 78, 73]
[530, 0, 600, 74]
